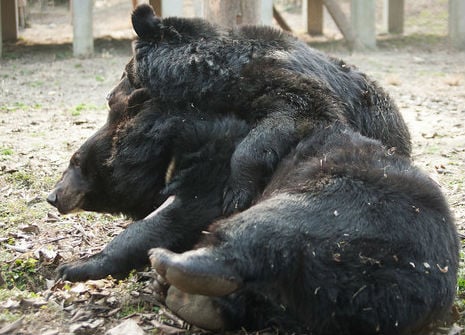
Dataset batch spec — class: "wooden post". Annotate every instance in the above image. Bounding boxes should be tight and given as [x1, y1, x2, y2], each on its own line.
[1, 0, 18, 41]
[351, 0, 376, 49]
[449, 0, 465, 50]
[261, 0, 273, 26]
[304, 0, 323, 35]
[148, 0, 183, 17]
[0, 3, 2, 57]
[193, 0, 204, 17]
[149, 0, 161, 16]
[72, 0, 93, 57]
[387, 0, 404, 34]
[204, 0, 261, 29]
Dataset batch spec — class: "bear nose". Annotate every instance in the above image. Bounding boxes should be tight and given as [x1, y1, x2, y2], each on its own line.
[47, 191, 58, 207]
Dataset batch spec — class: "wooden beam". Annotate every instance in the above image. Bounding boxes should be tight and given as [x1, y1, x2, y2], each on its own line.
[305, 0, 323, 36]
[273, 5, 292, 32]
[449, 0, 465, 50]
[1, 0, 18, 42]
[72, 0, 93, 57]
[387, 0, 404, 34]
[322, 0, 362, 50]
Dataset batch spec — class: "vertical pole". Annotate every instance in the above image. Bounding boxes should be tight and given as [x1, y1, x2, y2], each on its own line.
[161, 0, 183, 17]
[148, 0, 184, 17]
[149, 0, 162, 16]
[193, 0, 204, 17]
[204, 0, 261, 29]
[449, 0, 465, 50]
[0, 2, 2, 58]
[261, 0, 273, 26]
[1, 0, 18, 41]
[72, 0, 93, 57]
[388, 0, 404, 34]
[351, 0, 376, 49]
[304, 0, 323, 35]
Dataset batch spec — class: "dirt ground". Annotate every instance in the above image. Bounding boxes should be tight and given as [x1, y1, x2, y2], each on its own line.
[0, 1, 465, 334]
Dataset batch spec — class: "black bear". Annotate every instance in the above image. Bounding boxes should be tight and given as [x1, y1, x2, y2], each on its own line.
[120, 4, 412, 213]
[48, 5, 415, 282]
[149, 122, 458, 334]
[48, 78, 344, 281]
[49, 87, 458, 332]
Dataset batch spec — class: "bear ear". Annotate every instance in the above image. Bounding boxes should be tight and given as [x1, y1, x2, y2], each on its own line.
[132, 4, 163, 40]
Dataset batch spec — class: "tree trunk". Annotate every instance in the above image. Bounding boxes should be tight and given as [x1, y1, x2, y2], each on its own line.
[203, 0, 261, 29]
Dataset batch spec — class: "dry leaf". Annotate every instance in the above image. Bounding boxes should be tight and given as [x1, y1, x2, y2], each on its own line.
[105, 319, 145, 335]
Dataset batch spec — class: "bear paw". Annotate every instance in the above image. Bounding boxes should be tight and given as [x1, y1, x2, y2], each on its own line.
[222, 182, 255, 216]
[166, 286, 225, 331]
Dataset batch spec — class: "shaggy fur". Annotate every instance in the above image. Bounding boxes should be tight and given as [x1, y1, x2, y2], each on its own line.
[150, 122, 458, 335]
[115, 4, 412, 213]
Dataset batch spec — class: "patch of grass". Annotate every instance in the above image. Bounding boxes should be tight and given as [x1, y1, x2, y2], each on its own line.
[70, 103, 99, 116]
[117, 302, 148, 318]
[0, 102, 42, 113]
[1, 258, 39, 290]
[0, 310, 22, 323]
[455, 249, 465, 323]
[29, 81, 44, 88]
[6, 171, 34, 188]
[0, 148, 14, 156]
[95, 75, 105, 82]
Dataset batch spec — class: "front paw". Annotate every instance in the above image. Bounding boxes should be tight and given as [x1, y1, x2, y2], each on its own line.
[222, 181, 255, 216]
[57, 261, 96, 282]
[56, 256, 115, 282]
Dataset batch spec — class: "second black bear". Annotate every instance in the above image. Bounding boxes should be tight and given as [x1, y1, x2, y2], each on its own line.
[150, 122, 458, 334]
[120, 4, 412, 213]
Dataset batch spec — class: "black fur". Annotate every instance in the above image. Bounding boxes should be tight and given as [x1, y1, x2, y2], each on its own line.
[150, 122, 458, 335]
[120, 4, 412, 213]
[47, 87, 458, 334]
[49, 89, 253, 280]
[48, 71, 346, 281]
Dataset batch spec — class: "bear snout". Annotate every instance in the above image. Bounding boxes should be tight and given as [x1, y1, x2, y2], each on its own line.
[46, 189, 58, 207]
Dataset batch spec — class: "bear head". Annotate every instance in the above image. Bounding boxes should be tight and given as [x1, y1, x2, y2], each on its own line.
[47, 87, 177, 220]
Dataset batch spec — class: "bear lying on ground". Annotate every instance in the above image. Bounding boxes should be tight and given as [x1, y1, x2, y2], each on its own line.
[47, 77, 344, 281]
[149, 121, 458, 334]
[48, 5, 414, 281]
[119, 4, 412, 214]
[49, 85, 458, 332]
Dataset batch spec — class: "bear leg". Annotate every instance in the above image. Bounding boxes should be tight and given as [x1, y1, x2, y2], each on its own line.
[149, 247, 241, 296]
[165, 286, 226, 331]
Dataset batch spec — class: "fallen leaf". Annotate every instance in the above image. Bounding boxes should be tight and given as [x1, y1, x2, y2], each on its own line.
[105, 319, 145, 335]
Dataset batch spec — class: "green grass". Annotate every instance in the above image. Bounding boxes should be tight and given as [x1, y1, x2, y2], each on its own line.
[0, 102, 42, 113]
[70, 103, 100, 116]
[0, 258, 39, 290]
[95, 75, 105, 82]
[0, 148, 14, 156]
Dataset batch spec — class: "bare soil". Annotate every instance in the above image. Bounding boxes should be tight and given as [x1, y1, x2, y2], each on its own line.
[0, 1, 464, 334]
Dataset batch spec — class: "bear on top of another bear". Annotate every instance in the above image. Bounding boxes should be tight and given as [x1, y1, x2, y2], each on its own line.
[116, 4, 411, 214]
[46, 4, 458, 334]
[49, 84, 458, 334]
[48, 3, 415, 282]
